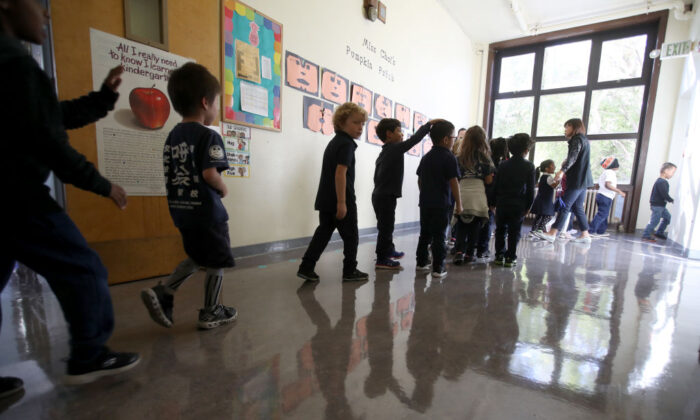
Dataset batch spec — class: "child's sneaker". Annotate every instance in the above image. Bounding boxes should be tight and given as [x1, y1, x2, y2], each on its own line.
[654, 232, 667, 240]
[572, 235, 592, 244]
[416, 262, 432, 271]
[453, 252, 464, 266]
[297, 268, 320, 282]
[504, 257, 517, 267]
[342, 269, 369, 282]
[390, 250, 405, 259]
[476, 250, 490, 259]
[464, 254, 476, 264]
[141, 285, 174, 328]
[431, 267, 447, 278]
[536, 232, 557, 243]
[493, 254, 505, 266]
[0, 376, 23, 399]
[642, 236, 657, 243]
[376, 258, 401, 270]
[65, 349, 140, 385]
[197, 304, 238, 330]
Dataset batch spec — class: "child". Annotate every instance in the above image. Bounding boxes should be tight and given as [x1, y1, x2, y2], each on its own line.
[589, 157, 626, 237]
[416, 120, 462, 278]
[372, 117, 438, 269]
[451, 127, 467, 156]
[1, 0, 139, 388]
[642, 162, 677, 243]
[141, 63, 237, 330]
[452, 126, 494, 265]
[529, 160, 559, 235]
[493, 133, 536, 267]
[297, 102, 369, 282]
[476, 137, 508, 258]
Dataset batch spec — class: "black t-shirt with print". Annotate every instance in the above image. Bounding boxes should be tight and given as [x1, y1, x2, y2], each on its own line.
[164, 122, 230, 228]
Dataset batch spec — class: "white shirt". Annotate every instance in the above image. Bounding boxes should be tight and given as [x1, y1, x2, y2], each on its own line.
[598, 169, 617, 200]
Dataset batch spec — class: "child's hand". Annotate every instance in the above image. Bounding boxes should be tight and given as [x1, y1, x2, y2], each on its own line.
[455, 204, 463, 215]
[218, 184, 228, 198]
[104, 65, 124, 92]
[109, 184, 128, 209]
[336, 202, 347, 220]
[619, 191, 626, 198]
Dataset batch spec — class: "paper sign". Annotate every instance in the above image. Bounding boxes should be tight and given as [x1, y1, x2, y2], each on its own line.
[240, 80, 269, 117]
[235, 39, 261, 83]
[261, 56, 272, 80]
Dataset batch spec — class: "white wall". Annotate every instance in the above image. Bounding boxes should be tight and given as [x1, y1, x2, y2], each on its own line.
[222, 0, 475, 247]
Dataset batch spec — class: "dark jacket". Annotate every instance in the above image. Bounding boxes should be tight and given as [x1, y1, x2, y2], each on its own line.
[493, 155, 536, 212]
[373, 123, 431, 197]
[530, 174, 555, 216]
[0, 35, 118, 216]
[560, 134, 593, 190]
[650, 177, 674, 207]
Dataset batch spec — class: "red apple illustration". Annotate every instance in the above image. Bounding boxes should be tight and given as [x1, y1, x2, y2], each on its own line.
[129, 85, 170, 129]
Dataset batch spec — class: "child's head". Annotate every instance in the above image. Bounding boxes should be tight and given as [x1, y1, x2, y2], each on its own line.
[457, 125, 490, 170]
[375, 118, 403, 144]
[168, 63, 221, 125]
[457, 128, 467, 141]
[489, 137, 508, 165]
[564, 118, 586, 138]
[660, 162, 677, 179]
[540, 159, 555, 173]
[0, 0, 48, 44]
[600, 156, 620, 171]
[429, 120, 455, 149]
[333, 102, 367, 139]
[507, 133, 533, 157]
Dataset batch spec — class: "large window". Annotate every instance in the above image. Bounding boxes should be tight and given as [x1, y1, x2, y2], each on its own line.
[489, 24, 657, 189]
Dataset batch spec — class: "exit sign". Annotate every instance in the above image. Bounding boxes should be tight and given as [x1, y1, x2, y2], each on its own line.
[661, 40, 693, 59]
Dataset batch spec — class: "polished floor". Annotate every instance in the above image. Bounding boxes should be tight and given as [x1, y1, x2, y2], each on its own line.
[1, 229, 699, 419]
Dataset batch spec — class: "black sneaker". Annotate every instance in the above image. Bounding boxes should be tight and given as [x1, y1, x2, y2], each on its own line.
[342, 269, 369, 282]
[464, 254, 476, 264]
[198, 304, 238, 330]
[0, 377, 23, 399]
[390, 251, 405, 259]
[654, 232, 667, 240]
[493, 255, 505, 266]
[504, 257, 517, 267]
[297, 267, 320, 282]
[376, 258, 401, 270]
[65, 350, 140, 385]
[477, 251, 490, 259]
[453, 252, 464, 266]
[141, 285, 174, 328]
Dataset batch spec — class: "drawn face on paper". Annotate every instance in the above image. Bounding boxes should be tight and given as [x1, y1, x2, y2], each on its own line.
[321, 70, 348, 104]
[351, 84, 372, 112]
[408, 143, 421, 157]
[374, 94, 392, 119]
[303, 96, 335, 135]
[366, 120, 383, 146]
[238, 167, 246, 176]
[395, 103, 410, 128]
[413, 112, 428, 131]
[422, 138, 433, 155]
[286, 52, 318, 94]
[321, 108, 334, 135]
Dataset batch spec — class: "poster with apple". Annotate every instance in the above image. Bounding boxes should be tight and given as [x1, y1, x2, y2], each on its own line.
[90, 29, 194, 196]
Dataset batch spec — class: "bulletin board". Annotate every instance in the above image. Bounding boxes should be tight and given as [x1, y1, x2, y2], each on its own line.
[222, 1, 283, 131]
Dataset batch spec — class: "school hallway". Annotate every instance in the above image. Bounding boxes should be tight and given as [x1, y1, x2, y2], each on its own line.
[1, 228, 699, 419]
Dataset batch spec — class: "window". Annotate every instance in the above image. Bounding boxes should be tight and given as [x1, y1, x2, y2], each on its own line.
[541, 40, 592, 89]
[492, 97, 534, 138]
[588, 86, 645, 134]
[598, 35, 647, 82]
[499, 53, 535, 93]
[537, 92, 585, 136]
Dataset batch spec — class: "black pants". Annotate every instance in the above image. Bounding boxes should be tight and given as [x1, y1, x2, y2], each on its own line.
[531, 215, 552, 232]
[495, 207, 525, 260]
[416, 207, 450, 271]
[476, 209, 494, 254]
[301, 204, 359, 275]
[454, 218, 481, 256]
[0, 211, 114, 362]
[372, 194, 397, 260]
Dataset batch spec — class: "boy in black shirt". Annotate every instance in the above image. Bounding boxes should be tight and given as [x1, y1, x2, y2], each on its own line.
[373, 118, 437, 269]
[297, 102, 369, 282]
[416, 120, 462, 278]
[1, 0, 138, 388]
[141, 63, 237, 330]
[642, 162, 677, 242]
[493, 133, 536, 267]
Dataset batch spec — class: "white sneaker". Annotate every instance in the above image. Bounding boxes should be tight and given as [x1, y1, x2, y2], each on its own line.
[431, 269, 447, 278]
[597, 232, 610, 237]
[573, 236, 592, 244]
[416, 264, 431, 271]
[536, 232, 556, 243]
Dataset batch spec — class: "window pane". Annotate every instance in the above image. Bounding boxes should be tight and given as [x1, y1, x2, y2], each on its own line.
[492, 97, 534, 138]
[588, 86, 644, 134]
[542, 40, 591, 89]
[589, 139, 637, 184]
[499, 53, 535, 93]
[598, 35, 647, 82]
[533, 141, 569, 171]
[536, 92, 585, 136]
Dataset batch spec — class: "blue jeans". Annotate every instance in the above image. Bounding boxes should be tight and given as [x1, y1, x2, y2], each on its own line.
[0, 211, 114, 362]
[642, 206, 671, 238]
[589, 194, 613, 234]
[552, 187, 589, 232]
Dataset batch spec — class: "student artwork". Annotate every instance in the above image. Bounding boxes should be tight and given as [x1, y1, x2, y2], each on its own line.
[222, 1, 282, 131]
[403, 128, 420, 157]
[413, 111, 428, 132]
[285, 51, 319, 95]
[222, 122, 251, 177]
[422, 138, 433, 155]
[350, 83, 373, 113]
[366, 119, 383, 147]
[395, 102, 410, 128]
[303, 96, 335, 135]
[373, 93, 393, 119]
[320, 68, 349, 104]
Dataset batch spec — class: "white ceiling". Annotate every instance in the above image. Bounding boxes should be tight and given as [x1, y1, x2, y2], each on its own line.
[438, 0, 694, 44]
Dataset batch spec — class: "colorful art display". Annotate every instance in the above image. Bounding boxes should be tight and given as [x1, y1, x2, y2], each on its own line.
[373, 93, 393, 119]
[222, 1, 282, 131]
[303, 96, 335, 135]
[223, 122, 251, 177]
[350, 83, 372, 113]
[413, 110, 428, 132]
[320, 68, 349, 104]
[285, 51, 318, 95]
[422, 138, 433, 155]
[366, 119, 383, 146]
[395, 102, 410, 128]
